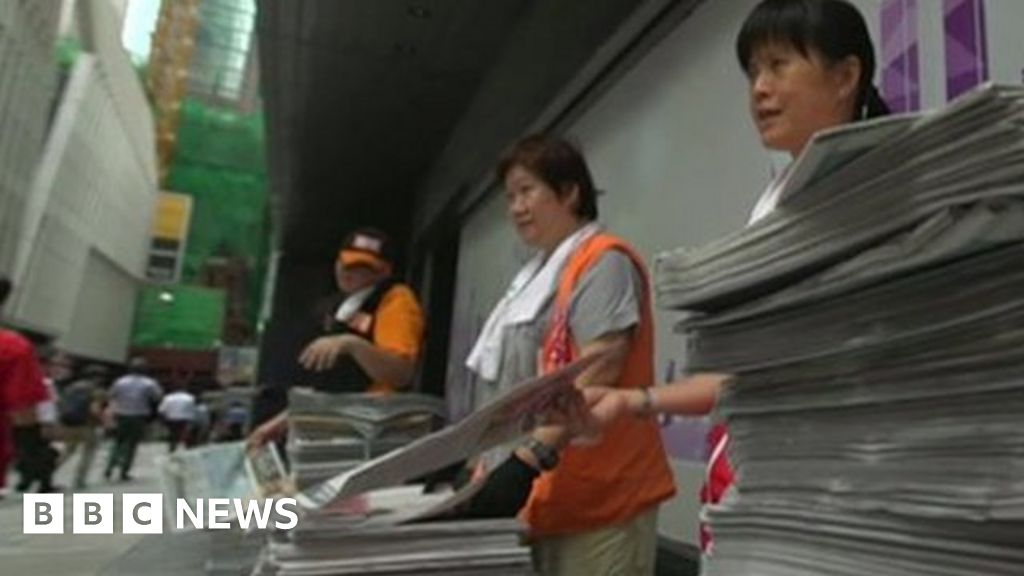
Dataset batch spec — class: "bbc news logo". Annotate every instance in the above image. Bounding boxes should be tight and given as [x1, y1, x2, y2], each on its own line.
[23, 494, 299, 534]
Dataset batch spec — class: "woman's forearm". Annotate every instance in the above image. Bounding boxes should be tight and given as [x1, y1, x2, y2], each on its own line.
[630, 373, 730, 416]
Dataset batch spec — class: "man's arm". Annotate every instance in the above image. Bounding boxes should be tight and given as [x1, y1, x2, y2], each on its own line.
[346, 338, 415, 388]
[364, 285, 423, 390]
[298, 334, 415, 387]
[247, 410, 288, 450]
[299, 285, 423, 390]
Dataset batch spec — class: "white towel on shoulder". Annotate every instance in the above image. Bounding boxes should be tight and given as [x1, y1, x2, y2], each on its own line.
[334, 286, 374, 323]
[466, 223, 600, 381]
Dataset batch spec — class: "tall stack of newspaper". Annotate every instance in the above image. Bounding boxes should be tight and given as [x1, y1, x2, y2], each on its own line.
[286, 390, 446, 489]
[656, 83, 1024, 575]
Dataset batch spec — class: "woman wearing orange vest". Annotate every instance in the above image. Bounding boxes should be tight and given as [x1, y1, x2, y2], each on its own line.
[463, 134, 675, 575]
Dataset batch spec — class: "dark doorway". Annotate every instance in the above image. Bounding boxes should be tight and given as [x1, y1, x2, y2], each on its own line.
[412, 206, 461, 399]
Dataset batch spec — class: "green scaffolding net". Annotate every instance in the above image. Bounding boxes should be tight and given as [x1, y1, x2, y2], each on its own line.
[132, 285, 227, 349]
[132, 98, 270, 349]
[171, 100, 268, 301]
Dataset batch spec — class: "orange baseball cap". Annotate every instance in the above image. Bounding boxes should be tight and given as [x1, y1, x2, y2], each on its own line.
[337, 228, 393, 272]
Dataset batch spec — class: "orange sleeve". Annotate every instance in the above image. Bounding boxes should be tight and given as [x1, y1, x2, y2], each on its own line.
[372, 284, 425, 360]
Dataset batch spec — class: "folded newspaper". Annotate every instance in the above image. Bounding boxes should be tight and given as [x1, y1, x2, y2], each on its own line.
[296, 353, 600, 510]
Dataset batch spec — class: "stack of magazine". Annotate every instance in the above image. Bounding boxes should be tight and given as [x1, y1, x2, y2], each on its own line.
[655, 83, 1024, 576]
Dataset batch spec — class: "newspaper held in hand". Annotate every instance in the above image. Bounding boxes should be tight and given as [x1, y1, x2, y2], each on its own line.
[158, 442, 292, 528]
[297, 352, 602, 510]
[296, 481, 487, 533]
[246, 441, 294, 497]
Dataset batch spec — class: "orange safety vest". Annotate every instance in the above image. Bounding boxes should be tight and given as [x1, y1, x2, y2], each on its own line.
[522, 233, 677, 536]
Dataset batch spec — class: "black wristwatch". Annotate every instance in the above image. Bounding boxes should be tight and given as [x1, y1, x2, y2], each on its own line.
[524, 437, 560, 471]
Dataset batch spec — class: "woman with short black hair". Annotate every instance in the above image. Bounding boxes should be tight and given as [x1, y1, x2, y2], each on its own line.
[563, 0, 892, 556]
[466, 133, 675, 575]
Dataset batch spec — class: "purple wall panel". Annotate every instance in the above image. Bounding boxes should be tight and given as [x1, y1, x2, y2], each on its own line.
[881, 0, 921, 113]
[661, 417, 711, 462]
[944, 0, 990, 100]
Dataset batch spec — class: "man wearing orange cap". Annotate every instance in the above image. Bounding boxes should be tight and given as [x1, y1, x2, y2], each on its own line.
[248, 228, 425, 447]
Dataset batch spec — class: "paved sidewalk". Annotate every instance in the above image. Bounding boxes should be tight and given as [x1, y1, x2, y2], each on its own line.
[0, 441, 258, 575]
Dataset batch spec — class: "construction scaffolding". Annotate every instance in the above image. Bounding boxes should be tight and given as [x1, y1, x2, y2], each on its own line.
[147, 0, 202, 185]
[136, 0, 268, 350]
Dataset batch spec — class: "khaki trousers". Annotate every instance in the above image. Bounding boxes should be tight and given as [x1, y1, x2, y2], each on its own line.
[532, 507, 659, 576]
[61, 426, 98, 488]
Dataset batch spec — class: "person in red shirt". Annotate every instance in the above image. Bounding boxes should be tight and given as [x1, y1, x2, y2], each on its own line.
[0, 277, 50, 495]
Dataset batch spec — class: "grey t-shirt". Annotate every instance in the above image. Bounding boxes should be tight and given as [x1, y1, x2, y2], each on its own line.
[109, 374, 163, 416]
[473, 249, 644, 410]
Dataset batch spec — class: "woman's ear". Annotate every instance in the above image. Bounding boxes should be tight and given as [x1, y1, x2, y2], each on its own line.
[560, 183, 582, 215]
[835, 55, 863, 104]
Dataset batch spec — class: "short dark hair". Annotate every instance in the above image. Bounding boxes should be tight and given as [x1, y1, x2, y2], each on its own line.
[496, 134, 599, 221]
[736, 0, 890, 119]
[0, 276, 11, 308]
